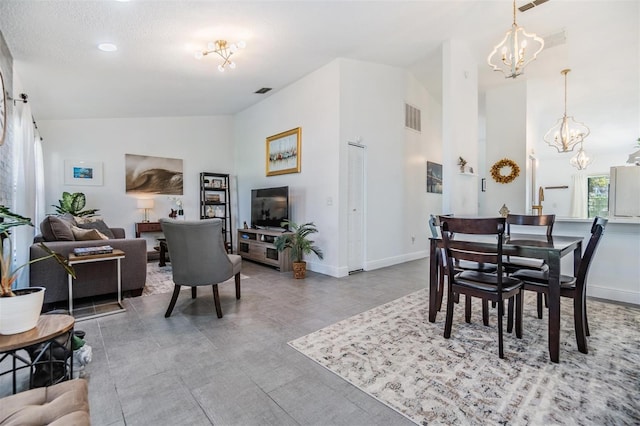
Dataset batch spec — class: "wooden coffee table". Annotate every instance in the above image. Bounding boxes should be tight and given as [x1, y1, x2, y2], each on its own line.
[0, 314, 74, 394]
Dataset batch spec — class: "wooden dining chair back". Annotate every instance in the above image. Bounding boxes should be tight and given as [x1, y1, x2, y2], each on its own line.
[506, 214, 555, 237]
[440, 216, 523, 359]
[511, 217, 608, 353]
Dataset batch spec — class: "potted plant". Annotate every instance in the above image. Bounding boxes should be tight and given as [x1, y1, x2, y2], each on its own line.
[52, 192, 99, 217]
[0, 206, 75, 335]
[274, 220, 323, 279]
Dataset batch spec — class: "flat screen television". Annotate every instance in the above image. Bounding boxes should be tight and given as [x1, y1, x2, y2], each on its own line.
[251, 186, 289, 229]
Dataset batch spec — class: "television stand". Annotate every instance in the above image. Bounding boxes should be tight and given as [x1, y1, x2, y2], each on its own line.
[237, 228, 292, 271]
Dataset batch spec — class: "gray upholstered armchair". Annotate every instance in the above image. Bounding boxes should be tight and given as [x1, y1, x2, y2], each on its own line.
[159, 219, 242, 318]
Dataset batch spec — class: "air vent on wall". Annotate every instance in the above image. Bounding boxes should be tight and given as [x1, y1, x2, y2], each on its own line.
[519, 0, 549, 13]
[254, 87, 272, 94]
[405, 103, 422, 132]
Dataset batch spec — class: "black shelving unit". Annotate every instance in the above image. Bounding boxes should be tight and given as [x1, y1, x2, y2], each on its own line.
[200, 172, 232, 251]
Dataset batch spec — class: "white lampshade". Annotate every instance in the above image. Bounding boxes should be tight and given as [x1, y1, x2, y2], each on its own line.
[137, 199, 154, 209]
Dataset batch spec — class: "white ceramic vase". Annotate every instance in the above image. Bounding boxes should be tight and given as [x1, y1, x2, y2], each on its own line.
[0, 287, 45, 335]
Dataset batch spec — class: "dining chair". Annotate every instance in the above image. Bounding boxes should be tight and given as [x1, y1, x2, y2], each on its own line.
[504, 213, 556, 322]
[511, 217, 607, 353]
[440, 216, 523, 358]
[429, 215, 497, 320]
[160, 218, 242, 318]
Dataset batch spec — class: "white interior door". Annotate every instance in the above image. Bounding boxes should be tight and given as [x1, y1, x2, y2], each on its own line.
[348, 143, 365, 273]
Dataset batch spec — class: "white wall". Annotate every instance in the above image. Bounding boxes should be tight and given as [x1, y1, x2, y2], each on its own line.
[481, 81, 527, 216]
[38, 116, 235, 237]
[235, 58, 441, 277]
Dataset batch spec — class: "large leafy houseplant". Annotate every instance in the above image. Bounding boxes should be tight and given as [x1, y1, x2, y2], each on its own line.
[52, 192, 99, 217]
[0, 206, 75, 297]
[274, 220, 323, 279]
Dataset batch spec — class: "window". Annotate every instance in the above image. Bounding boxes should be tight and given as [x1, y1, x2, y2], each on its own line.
[587, 175, 609, 218]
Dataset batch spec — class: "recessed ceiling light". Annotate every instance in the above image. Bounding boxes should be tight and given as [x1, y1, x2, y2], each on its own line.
[98, 43, 118, 52]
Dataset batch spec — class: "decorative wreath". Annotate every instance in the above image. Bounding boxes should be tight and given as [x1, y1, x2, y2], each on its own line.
[490, 158, 520, 184]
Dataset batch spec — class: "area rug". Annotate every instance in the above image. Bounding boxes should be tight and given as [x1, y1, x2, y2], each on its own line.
[143, 263, 249, 296]
[289, 289, 640, 425]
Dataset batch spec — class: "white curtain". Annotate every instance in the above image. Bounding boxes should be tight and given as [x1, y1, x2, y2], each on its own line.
[570, 173, 587, 218]
[34, 130, 46, 226]
[11, 102, 39, 289]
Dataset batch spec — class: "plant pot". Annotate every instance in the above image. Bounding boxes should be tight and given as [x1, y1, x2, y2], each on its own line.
[292, 261, 307, 279]
[0, 287, 45, 335]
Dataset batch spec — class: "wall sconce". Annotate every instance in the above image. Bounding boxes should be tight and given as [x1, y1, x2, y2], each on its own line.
[137, 198, 154, 222]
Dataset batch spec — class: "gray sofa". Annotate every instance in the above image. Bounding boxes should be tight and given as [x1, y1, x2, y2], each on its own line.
[29, 218, 147, 304]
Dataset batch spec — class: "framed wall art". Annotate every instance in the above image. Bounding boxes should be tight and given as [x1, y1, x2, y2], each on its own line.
[426, 161, 442, 194]
[125, 154, 183, 195]
[64, 160, 103, 186]
[266, 127, 301, 176]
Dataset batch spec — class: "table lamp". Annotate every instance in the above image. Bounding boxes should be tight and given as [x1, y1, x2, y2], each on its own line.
[137, 199, 154, 222]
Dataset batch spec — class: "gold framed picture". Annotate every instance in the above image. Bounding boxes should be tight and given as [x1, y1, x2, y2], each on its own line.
[266, 127, 301, 176]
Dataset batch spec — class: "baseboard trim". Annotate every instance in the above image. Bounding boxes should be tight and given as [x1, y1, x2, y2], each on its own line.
[365, 250, 428, 271]
[588, 285, 640, 305]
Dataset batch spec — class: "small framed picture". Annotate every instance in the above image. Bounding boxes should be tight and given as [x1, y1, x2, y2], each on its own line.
[64, 160, 103, 186]
[212, 179, 222, 188]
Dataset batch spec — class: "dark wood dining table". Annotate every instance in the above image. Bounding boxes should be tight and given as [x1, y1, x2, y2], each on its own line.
[428, 232, 584, 363]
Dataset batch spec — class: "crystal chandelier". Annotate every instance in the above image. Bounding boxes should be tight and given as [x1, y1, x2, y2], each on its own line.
[544, 69, 590, 152]
[487, 0, 544, 79]
[569, 142, 592, 170]
[195, 40, 246, 72]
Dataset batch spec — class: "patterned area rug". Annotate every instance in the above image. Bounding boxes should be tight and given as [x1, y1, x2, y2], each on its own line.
[289, 289, 640, 425]
[143, 263, 248, 296]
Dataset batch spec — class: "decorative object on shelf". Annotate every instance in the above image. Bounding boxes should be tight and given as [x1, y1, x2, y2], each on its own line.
[544, 69, 590, 153]
[626, 138, 640, 165]
[243, 221, 248, 229]
[206, 194, 220, 203]
[457, 157, 468, 173]
[194, 39, 246, 72]
[125, 154, 183, 195]
[426, 161, 443, 194]
[52, 192, 99, 217]
[206, 206, 215, 218]
[499, 204, 510, 218]
[469, 167, 474, 174]
[274, 220, 323, 279]
[0, 206, 75, 334]
[266, 127, 302, 176]
[136, 198, 154, 222]
[487, 0, 544, 79]
[569, 142, 592, 170]
[168, 197, 183, 219]
[64, 160, 104, 186]
[200, 173, 232, 251]
[169, 209, 177, 219]
[490, 158, 520, 184]
[212, 179, 222, 188]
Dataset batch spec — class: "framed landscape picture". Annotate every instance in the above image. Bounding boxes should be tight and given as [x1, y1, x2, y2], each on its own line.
[266, 127, 301, 176]
[64, 160, 103, 186]
[426, 161, 442, 194]
[125, 154, 183, 195]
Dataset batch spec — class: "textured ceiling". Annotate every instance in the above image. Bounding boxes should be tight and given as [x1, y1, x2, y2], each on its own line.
[0, 0, 637, 155]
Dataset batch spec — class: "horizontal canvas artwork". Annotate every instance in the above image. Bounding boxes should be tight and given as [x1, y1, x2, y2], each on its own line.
[125, 154, 183, 195]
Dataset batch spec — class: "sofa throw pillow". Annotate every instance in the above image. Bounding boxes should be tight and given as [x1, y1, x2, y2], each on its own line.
[40, 216, 75, 242]
[71, 226, 109, 241]
[73, 216, 103, 225]
[76, 219, 115, 239]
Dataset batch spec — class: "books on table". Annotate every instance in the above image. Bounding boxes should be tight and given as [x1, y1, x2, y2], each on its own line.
[73, 245, 114, 256]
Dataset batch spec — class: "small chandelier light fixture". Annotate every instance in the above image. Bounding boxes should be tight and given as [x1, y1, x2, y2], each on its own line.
[569, 142, 592, 170]
[487, 0, 544, 79]
[195, 39, 246, 72]
[544, 69, 590, 153]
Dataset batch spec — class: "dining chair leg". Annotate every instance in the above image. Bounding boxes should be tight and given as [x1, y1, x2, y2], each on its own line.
[192, 287, 197, 299]
[165, 285, 181, 318]
[235, 273, 241, 299]
[584, 305, 590, 337]
[212, 284, 223, 318]
[444, 287, 454, 339]
[454, 293, 460, 304]
[497, 300, 504, 359]
[536, 294, 543, 319]
[465, 295, 472, 323]
[515, 292, 523, 339]
[574, 296, 588, 354]
[482, 300, 489, 326]
[436, 266, 445, 311]
[507, 298, 514, 333]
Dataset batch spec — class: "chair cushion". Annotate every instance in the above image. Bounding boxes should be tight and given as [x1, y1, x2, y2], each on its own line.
[455, 271, 522, 293]
[0, 379, 90, 426]
[40, 216, 75, 242]
[510, 269, 576, 288]
[76, 219, 116, 239]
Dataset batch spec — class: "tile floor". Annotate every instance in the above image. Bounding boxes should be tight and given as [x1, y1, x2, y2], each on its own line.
[3, 259, 427, 425]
